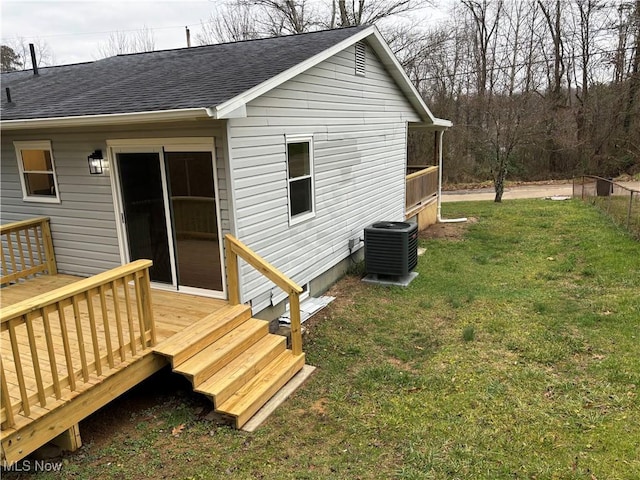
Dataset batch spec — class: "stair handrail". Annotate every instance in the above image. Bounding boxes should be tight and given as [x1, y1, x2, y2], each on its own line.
[224, 234, 303, 355]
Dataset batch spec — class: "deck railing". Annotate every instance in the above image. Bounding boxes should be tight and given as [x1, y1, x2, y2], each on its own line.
[224, 234, 303, 355]
[406, 166, 439, 212]
[1, 217, 57, 285]
[0, 260, 156, 429]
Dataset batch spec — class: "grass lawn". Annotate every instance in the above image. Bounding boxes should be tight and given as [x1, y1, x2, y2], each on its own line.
[590, 195, 640, 240]
[8, 199, 639, 479]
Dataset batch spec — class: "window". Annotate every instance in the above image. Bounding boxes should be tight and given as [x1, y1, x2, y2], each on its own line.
[286, 136, 314, 224]
[14, 141, 60, 203]
[355, 42, 366, 76]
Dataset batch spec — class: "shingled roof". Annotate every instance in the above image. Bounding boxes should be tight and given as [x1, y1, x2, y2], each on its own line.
[1, 26, 369, 121]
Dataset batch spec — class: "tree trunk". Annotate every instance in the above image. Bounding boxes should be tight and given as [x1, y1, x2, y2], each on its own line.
[623, 0, 640, 133]
[494, 166, 506, 202]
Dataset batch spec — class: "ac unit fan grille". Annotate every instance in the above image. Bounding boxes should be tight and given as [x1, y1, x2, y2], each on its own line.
[364, 222, 418, 276]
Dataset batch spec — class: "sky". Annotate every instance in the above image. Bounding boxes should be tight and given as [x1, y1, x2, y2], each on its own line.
[1, 1, 236, 66]
[1, 0, 448, 68]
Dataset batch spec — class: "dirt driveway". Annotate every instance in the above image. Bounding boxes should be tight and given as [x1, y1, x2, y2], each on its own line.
[442, 181, 640, 202]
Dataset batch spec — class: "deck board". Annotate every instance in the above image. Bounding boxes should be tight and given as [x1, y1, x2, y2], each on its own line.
[1, 274, 231, 460]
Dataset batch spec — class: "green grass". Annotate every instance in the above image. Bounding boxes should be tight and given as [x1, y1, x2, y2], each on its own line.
[10, 199, 639, 480]
[589, 194, 640, 240]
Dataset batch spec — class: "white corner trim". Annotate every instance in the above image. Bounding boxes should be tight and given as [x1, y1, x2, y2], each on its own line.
[218, 104, 247, 119]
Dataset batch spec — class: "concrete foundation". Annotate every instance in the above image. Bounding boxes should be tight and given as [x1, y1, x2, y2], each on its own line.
[361, 272, 419, 287]
[256, 247, 365, 330]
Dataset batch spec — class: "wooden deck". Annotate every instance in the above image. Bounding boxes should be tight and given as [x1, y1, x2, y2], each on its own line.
[1, 217, 306, 462]
[1, 272, 229, 342]
[0, 274, 229, 462]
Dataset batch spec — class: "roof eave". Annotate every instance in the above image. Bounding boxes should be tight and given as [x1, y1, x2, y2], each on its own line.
[0, 107, 215, 131]
[364, 29, 438, 125]
[433, 118, 453, 128]
[214, 26, 447, 126]
[410, 118, 453, 130]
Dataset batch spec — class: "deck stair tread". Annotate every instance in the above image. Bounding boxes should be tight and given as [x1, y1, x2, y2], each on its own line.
[195, 334, 286, 407]
[173, 318, 268, 386]
[216, 350, 306, 428]
[153, 304, 252, 366]
[155, 304, 305, 430]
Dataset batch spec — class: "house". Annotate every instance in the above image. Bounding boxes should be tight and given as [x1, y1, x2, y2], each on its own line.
[0, 25, 451, 461]
[1, 24, 451, 310]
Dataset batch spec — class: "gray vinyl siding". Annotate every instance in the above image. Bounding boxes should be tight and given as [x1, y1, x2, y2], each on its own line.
[227, 43, 421, 309]
[0, 120, 229, 277]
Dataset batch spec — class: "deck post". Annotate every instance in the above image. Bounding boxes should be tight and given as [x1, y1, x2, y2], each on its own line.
[50, 423, 82, 453]
[140, 269, 156, 346]
[0, 358, 16, 428]
[223, 234, 304, 355]
[225, 236, 240, 305]
[289, 293, 302, 356]
[41, 218, 57, 275]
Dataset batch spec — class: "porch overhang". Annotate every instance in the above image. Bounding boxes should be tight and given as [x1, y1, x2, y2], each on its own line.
[409, 118, 453, 130]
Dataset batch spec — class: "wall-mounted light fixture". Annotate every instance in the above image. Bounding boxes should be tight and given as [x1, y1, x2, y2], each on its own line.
[88, 150, 104, 174]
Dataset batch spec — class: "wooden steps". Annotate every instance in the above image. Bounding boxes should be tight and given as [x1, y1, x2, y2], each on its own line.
[174, 319, 268, 386]
[153, 305, 304, 428]
[218, 349, 305, 428]
[195, 334, 285, 407]
[154, 304, 252, 366]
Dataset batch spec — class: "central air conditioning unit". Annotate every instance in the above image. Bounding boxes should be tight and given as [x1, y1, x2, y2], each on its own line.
[364, 221, 418, 277]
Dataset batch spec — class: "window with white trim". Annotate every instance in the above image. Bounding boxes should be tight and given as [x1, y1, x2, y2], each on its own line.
[286, 135, 315, 224]
[14, 141, 60, 203]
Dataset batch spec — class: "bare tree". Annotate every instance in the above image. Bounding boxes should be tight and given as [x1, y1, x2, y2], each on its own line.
[197, 1, 260, 44]
[5, 37, 54, 68]
[612, 2, 635, 84]
[134, 25, 156, 52]
[96, 26, 156, 58]
[623, 0, 640, 134]
[461, 0, 503, 100]
[330, 0, 428, 27]
[538, 0, 566, 105]
[191, 0, 639, 183]
[250, 0, 317, 35]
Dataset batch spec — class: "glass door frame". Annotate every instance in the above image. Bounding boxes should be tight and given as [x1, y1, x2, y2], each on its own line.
[107, 137, 226, 299]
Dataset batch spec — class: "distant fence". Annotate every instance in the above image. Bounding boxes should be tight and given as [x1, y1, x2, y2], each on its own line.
[573, 176, 640, 240]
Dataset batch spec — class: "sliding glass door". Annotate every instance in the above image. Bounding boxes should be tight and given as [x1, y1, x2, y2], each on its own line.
[118, 152, 173, 284]
[116, 146, 223, 294]
[166, 151, 222, 291]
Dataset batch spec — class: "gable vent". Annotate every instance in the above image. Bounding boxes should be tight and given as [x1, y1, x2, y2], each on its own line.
[355, 42, 366, 76]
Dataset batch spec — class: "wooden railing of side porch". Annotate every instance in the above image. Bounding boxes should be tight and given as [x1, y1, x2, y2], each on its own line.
[224, 234, 304, 355]
[0, 260, 156, 430]
[1, 217, 57, 285]
[406, 166, 439, 212]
